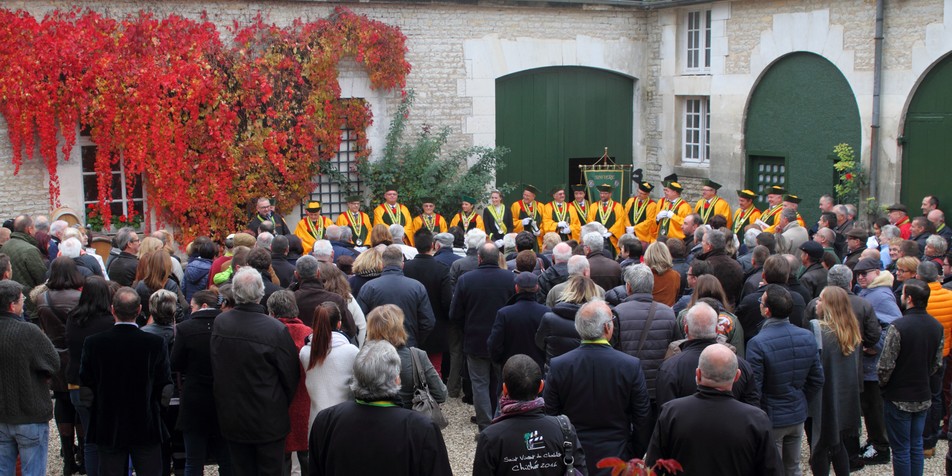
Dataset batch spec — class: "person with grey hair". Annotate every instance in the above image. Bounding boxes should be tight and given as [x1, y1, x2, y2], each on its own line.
[0, 278, 59, 475]
[448, 228, 487, 291]
[924, 234, 947, 262]
[775, 207, 809, 256]
[47, 219, 69, 261]
[501, 233, 517, 256]
[583, 231, 622, 292]
[247, 197, 290, 236]
[647, 344, 778, 475]
[388, 224, 418, 261]
[105, 226, 140, 286]
[327, 225, 358, 264]
[738, 228, 763, 272]
[657, 301, 759, 407]
[307, 340, 452, 475]
[256, 231, 275, 251]
[210, 266, 300, 474]
[432, 232, 461, 268]
[357, 245, 434, 349]
[57, 236, 99, 278]
[292, 254, 355, 336]
[685, 224, 710, 265]
[311, 239, 334, 263]
[833, 204, 854, 235]
[698, 228, 745, 307]
[546, 255, 606, 307]
[142, 289, 177, 350]
[544, 299, 650, 474]
[538, 242, 573, 303]
[614, 264, 677, 404]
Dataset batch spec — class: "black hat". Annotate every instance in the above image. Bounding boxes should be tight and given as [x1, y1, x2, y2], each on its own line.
[799, 241, 824, 261]
[663, 174, 682, 192]
[702, 179, 722, 190]
[887, 203, 908, 214]
[461, 195, 477, 205]
[637, 182, 654, 193]
[736, 189, 757, 200]
[304, 201, 321, 212]
[853, 258, 882, 273]
[846, 228, 869, 240]
[514, 272, 539, 290]
[597, 184, 612, 193]
[419, 197, 436, 205]
[523, 184, 541, 196]
[549, 185, 565, 196]
[384, 185, 398, 193]
[571, 184, 587, 192]
[344, 195, 362, 203]
[783, 194, 801, 204]
[765, 185, 786, 196]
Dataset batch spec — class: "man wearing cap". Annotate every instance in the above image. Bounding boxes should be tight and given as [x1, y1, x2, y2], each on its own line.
[587, 184, 627, 252]
[336, 196, 372, 247]
[542, 185, 576, 242]
[694, 180, 731, 228]
[568, 184, 590, 241]
[248, 197, 291, 236]
[511, 185, 543, 237]
[843, 228, 869, 269]
[733, 189, 762, 235]
[756, 185, 786, 231]
[450, 196, 484, 233]
[798, 241, 828, 298]
[626, 181, 658, 244]
[373, 188, 413, 241]
[654, 174, 692, 241]
[294, 201, 334, 255]
[410, 198, 447, 247]
[888, 203, 912, 240]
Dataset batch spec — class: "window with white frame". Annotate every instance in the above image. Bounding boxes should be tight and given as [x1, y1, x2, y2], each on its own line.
[684, 9, 712, 74]
[79, 127, 145, 227]
[682, 97, 711, 165]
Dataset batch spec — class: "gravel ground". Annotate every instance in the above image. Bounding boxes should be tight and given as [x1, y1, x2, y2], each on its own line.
[45, 398, 949, 475]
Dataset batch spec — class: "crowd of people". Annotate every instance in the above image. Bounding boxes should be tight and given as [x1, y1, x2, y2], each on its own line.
[1, 178, 952, 476]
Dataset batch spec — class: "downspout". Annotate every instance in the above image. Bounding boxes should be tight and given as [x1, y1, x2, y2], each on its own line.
[869, 0, 884, 208]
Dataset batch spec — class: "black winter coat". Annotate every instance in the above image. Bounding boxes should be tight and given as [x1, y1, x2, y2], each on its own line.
[488, 292, 549, 369]
[538, 262, 569, 304]
[535, 302, 583, 371]
[210, 303, 300, 444]
[798, 263, 828, 299]
[294, 279, 355, 337]
[404, 254, 453, 353]
[699, 249, 745, 306]
[107, 251, 139, 287]
[450, 263, 515, 358]
[474, 409, 588, 476]
[655, 338, 760, 407]
[357, 266, 435, 348]
[170, 308, 222, 433]
[735, 283, 807, 341]
[613, 293, 677, 400]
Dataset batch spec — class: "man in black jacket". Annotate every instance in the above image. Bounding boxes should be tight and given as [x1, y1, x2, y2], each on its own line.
[797, 241, 828, 299]
[647, 344, 780, 475]
[656, 302, 759, 407]
[105, 227, 140, 287]
[451, 243, 516, 431]
[735, 255, 806, 340]
[80, 287, 171, 476]
[473, 354, 586, 476]
[357, 245, 435, 348]
[878, 279, 944, 476]
[269, 235, 295, 288]
[538, 242, 571, 303]
[404, 230, 453, 377]
[210, 267, 300, 475]
[488, 273, 549, 371]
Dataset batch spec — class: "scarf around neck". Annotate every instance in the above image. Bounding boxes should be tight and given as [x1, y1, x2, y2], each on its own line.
[492, 396, 545, 423]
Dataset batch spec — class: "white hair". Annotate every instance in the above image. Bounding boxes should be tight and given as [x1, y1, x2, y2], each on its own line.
[552, 242, 573, 263]
[567, 255, 590, 276]
[59, 237, 84, 259]
[465, 228, 487, 250]
[232, 266, 265, 304]
[685, 302, 717, 340]
[744, 228, 761, 248]
[880, 224, 900, 241]
[50, 220, 69, 237]
[256, 232, 274, 250]
[389, 224, 405, 240]
[312, 240, 334, 260]
[624, 264, 654, 294]
[575, 299, 613, 340]
[582, 232, 603, 252]
[581, 222, 606, 236]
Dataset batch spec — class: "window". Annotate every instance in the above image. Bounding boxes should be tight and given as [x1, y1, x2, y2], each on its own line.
[304, 123, 363, 218]
[682, 97, 711, 165]
[684, 9, 712, 74]
[80, 127, 145, 227]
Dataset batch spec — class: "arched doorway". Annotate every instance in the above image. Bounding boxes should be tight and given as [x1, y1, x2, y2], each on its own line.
[744, 52, 861, 224]
[495, 67, 635, 203]
[901, 53, 952, 210]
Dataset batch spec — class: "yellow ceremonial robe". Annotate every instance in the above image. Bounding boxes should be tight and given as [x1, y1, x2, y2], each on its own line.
[587, 200, 627, 251]
[449, 212, 485, 234]
[542, 201, 576, 241]
[731, 207, 762, 235]
[373, 203, 414, 244]
[694, 197, 732, 229]
[568, 201, 589, 242]
[409, 214, 448, 246]
[294, 215, 334, 255]
[657, 198, 692, 240]
[335, 211, 372, 246]
[626, 197, 659, 244]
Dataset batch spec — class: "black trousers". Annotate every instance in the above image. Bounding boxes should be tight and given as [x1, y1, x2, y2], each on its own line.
[227, 438, 286, 476]
[861, 380, 889, 450]
[99, 443, 162, 476]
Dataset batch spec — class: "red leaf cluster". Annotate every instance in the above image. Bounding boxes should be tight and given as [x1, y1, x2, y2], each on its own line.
[596, 457, 683, 476]
[0, 7, 406, 242]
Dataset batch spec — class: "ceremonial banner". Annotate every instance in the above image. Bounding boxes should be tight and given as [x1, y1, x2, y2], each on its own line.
[583, 169, 626, 203]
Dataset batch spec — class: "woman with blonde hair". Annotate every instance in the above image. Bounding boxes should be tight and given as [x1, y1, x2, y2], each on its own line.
[893, 256, 920, 305]
[809, 286, 863, 476]
[365, 304, 446, 408]
[535, 275, 600, 371]
[318, 262, 367, 345]
[644, 241, 683, 306]
[348, 246, 383, 297]
[139, 236, 185, 285]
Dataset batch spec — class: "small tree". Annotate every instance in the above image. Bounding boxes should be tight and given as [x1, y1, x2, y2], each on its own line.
[831, 143, 884, 224]
[357, 90, 510, 215]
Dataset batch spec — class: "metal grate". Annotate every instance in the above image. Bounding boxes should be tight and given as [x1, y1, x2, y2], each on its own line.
[754, 159, 786, 203]
[303, 125, 362, 219]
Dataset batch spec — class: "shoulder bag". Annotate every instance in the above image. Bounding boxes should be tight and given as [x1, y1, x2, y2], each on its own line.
[556, 414, 578, 475]
[409, 347, 448, 429]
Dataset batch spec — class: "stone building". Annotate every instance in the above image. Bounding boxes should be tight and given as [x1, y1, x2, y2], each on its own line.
[1, 0, 950, 231]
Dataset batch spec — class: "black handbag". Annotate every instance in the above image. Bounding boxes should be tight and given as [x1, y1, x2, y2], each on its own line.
[556, 414, 578, 475]
[409, 347, 448, 429]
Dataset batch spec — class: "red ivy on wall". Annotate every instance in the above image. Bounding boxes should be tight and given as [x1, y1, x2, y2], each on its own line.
[0, 7, 408, 241]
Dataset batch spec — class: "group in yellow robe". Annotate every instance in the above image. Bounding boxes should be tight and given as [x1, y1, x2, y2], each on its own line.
[732, 189, 762, 235]
[511, 185, 544, 245]
[626, 182, 658, 244]
[450, 196, 485, 234]
[373, 194, 413, 245]
[694, 180, 731, 228]
[336, 203, 372, 247]
[656, 174, 692, 241]
[542, 186, 578, 242]
[587, 184, 627, 251]
[568, 184, 590, 242]
[762, 192, 806, 233]
[294, 201, 334, 255]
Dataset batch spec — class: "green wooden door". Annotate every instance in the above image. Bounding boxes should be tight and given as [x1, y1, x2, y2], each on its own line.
[901, 54, 952, 209]
[496, 67, 634, 203]
[744, 52, 861, 225]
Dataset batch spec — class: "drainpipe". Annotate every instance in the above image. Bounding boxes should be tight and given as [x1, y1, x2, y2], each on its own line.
[869, 0, 884, 209]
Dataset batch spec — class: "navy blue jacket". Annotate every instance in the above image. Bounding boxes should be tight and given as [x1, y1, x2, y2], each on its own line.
[544, 343, 650, 476]
[746, 317, 824, 428]
[488, 292, 549, 369]
[450, 263, 515, 358]
[330, 241, 358, 263]
[433, 247, 462, 268]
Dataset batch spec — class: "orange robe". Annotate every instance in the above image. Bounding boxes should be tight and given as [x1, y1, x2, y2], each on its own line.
[335, 211, 372, 246]
[587, 200, 628, 251]
[293, 215, 333, 255]
[626, 197, 658, 244]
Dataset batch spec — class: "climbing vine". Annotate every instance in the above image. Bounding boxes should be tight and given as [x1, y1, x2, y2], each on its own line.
[0, 7, 408, 240]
